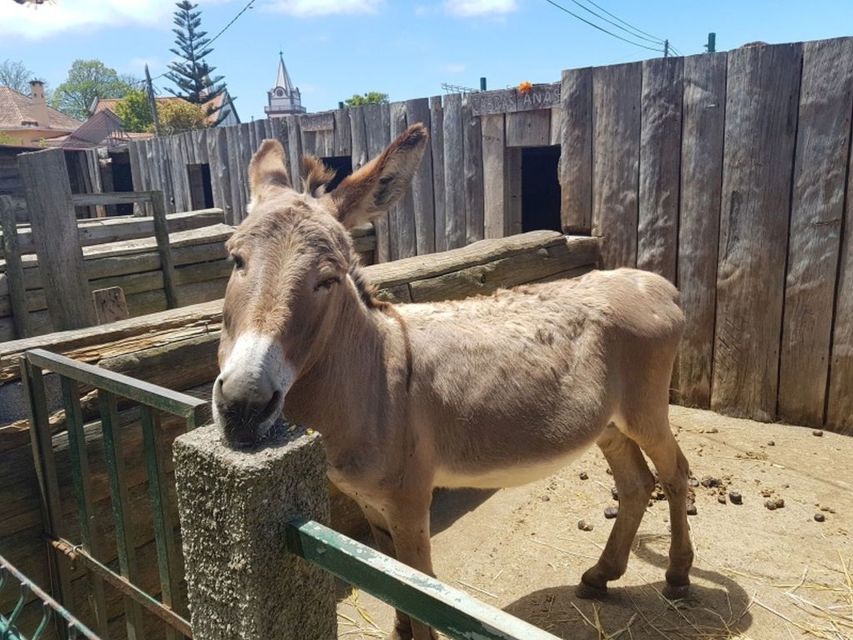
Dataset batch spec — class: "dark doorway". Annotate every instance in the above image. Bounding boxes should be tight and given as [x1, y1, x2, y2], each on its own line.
[521, 146, 561, 233]
[187, 163, 214, 210]
[111, 152, 134, 215]
[321, 156, 353, 192]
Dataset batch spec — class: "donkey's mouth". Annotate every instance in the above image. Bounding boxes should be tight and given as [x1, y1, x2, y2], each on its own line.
[214, 388, 284, 449]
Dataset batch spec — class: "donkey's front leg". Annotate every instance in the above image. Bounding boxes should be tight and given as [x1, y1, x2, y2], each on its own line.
[386, 496, 438, 640]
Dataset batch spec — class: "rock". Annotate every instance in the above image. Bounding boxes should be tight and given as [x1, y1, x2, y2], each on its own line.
[729, 491, 743, 505]
[812, 430, 824, 437]
[814, 513, 826, 522]
[578, 519, 594, 531]
[701, 476, 721, 488]
[579, 471, 589, 480]
[687, 503, 698, 516]
[604, 506, 618, 519]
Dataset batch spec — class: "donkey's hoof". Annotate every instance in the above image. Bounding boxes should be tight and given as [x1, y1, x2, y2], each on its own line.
[575, 579, 608, 600]
[662, 581, 690, 600]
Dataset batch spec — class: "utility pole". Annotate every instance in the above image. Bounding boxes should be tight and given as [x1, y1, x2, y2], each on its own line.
[145, 64, 161, 137]
[664, 39, 670, 58]
[706, 32, 716, 53]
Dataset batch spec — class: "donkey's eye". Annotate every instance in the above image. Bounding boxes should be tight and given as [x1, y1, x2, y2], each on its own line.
[314, 276, 340, 292]
[230, 253, 245, 271]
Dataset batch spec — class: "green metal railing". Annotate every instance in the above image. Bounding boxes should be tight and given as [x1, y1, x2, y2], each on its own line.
[22, 349, 206, 640]
[1, 555, 98, 640]
[286, 519, 560, 640]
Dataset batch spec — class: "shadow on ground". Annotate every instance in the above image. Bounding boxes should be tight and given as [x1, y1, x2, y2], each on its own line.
[504, 534, 753, 639]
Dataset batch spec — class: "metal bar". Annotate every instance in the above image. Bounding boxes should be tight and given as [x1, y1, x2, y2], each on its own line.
[140, 407, 181, 640]
[59, 377, 110, 638]
[51, 540, 192, 638]
[98, 390, 146, 640]
[285, 519, 561, 640]
[20, 361, 73, 640]
[70, 192, 158, 206]
[26, 349, 206, 419]
[1, 555, 100, 640]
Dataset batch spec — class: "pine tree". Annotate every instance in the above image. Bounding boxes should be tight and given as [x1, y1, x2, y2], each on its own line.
[165, 1, 229, 123]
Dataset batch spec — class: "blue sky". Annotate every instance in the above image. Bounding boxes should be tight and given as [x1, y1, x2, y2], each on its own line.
[2, 0, 853, 121]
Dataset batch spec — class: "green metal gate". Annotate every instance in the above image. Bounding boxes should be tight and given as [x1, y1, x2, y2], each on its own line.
[17, 349, 559, 640]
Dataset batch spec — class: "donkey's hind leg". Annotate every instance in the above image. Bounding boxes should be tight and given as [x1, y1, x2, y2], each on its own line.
[634, 426, 693, 599]
[577, 424, 655, 598]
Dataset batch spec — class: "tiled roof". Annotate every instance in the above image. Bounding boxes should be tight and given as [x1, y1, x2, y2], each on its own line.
[0, 86, 81, 131]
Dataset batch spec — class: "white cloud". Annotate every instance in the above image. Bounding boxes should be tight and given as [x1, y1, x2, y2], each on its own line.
[442, 63, 467, 73]
[0, 0, 175, 39]
[261, 0, 383, 17]
[444, 0, 518, 17]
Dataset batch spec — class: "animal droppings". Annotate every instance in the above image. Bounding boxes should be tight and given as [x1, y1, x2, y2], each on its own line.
[603, 506, 618, 519]
[717, 495, 727, 504]
[765, 497, 785, 510]
[686, 503, 698, 516]
[700, 476, 721, 488]
[579, 471, 589, 480]
[812, 430, 824, 437]
[611, 487, 619, 501]
[729, 491, 743, 505]
[577, 519, 594, 531]
[814, 513, 826, 522]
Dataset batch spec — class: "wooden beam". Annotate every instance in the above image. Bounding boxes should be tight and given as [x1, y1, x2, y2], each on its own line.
[443, 94, 465, 249]
[406, 98, 435, 256]
[481, 114, 506, 239]
[505, 110, 551, 148]
[559, 67, 593, 234]
[151, 192, 179, 309]
[429, 96, 447, 253]
[0, 195, 31, 339]
[463, 101, 484, 244]
[17, 148, 96, 330]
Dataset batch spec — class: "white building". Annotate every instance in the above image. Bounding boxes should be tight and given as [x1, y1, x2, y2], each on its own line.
[264, 52, 306, 118]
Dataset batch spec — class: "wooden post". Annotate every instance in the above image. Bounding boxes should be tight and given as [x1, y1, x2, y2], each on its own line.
[0, 195, 31, 338]
[92, 286, 130, 324]
[17, 148, 97, 330]
[150, 191, 179, 309]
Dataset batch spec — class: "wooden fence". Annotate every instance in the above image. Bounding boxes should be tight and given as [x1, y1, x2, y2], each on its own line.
[52, 36, 853, 433]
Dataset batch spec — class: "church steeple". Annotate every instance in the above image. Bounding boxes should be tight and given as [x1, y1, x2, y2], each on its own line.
[265, 51, 306, 118]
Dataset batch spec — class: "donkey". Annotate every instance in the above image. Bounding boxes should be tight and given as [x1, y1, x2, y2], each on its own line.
[213, 124, 693, 640]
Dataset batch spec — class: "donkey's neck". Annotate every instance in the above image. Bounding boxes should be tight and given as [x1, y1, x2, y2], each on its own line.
[283, 273, 409, 455]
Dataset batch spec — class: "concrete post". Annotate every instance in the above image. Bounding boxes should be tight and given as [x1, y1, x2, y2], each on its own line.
[173, 423, 336, 640]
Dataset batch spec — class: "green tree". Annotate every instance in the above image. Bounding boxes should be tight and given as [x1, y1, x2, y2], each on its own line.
[114, 89, 153, 132]
[0, 59, 34, 93]
[52, 59, 137, 119]
[165, 1, 228, 123]
[344, 92, 389, 107]
[154, 99, 208, 135]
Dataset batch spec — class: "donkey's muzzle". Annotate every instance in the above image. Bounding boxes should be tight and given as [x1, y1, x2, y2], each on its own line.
[214, 373, 283, 448]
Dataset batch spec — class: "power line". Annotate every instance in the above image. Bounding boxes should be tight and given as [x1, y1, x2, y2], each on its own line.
[542, 0, 664, 53]
[566, 0, 665, 45]
[209, 0, 255, 46]
[579, 0, 670, 45]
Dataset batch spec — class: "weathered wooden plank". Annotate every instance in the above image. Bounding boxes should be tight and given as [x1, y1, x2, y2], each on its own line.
[284, 116, 303, 194]
[207, 127, 234, 224]
[301, 112, 335, 132]
[443, 94, 465, 249]
[559, 67, 593, 234]
[0, 196, 30, 338]
[334, 108, 352, 157]
[151, 192, 179, 308]
[592, 62, 642, 269]
[549, 107, 560, 146]
[828, 157, 853, 433]
[777, 38, 853, 427]
[389, 102, 417, 259]
[481, 114, 506, 239]
[638, 56, 683, 283]
[675, 53, 727, 408]
[712, 42, 802, 422]
[406, 98, 435, 255]
[92, 287, 130, 324]
[468, 83, 561, 116]
[429, 96, 447, 253]
[506, 148, 522, 236]
[505, 110, 551, 148]
[349, 106, 368, 172]
[17, 149, 96, 330]
[363, 103, 391, 262]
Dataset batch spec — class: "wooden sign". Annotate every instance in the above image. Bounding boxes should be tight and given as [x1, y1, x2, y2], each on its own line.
[468, 83, 561, 116]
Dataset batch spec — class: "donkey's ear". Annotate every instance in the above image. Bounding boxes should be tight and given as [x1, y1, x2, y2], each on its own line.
[248, 139, 291, 208]
[331, 123, 428, 229]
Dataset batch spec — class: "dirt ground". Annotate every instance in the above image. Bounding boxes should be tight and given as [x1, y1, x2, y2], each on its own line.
[336, 406, 853, 640]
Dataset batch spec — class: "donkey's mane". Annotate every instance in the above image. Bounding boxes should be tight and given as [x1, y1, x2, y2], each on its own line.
[302, 156, 336, 197]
